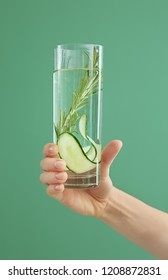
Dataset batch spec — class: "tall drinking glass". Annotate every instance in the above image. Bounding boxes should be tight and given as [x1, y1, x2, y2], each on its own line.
[53, 43, 103, 188]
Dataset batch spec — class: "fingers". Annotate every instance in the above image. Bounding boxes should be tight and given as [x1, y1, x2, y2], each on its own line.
[102, 140, 123, 165]
[100, 140, 123, 178]
[40, 158, 66, 171]
[46, 184, 65, 202]
[40, 143, 68, 186]
[40, 171, 68, 185]
[43, 143, 58, 157]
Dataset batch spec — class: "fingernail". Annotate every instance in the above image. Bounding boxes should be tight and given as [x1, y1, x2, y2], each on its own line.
[55, 172, 65, 180]
[54, 161, 64, 170]
[120, 140, 123, 147]
[48, 145, 54, 153]
[54, 185, 62, 191]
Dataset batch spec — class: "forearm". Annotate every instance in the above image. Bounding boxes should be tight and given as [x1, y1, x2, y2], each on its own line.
[100, 186, 168, 259]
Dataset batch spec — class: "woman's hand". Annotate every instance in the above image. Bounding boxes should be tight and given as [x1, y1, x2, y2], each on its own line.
[40, 141, 168, 259]
[40, 140, 122, 217]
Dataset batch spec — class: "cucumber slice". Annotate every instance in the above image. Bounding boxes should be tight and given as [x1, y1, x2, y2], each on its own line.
[79, 113, 87, 140]
[79, 114, 101, 163]
[58, 132, 96, 174]
[87, 136, 101, 163]
[86, 145, 96, 161]
[83, 145, 96, 161]
[83, 145, 91, 153]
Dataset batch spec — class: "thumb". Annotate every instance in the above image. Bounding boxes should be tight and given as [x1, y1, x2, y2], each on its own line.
[100, 140, 123, 178]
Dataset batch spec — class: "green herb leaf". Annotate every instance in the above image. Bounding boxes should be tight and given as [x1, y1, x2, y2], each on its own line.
[55, 48, 101, 137]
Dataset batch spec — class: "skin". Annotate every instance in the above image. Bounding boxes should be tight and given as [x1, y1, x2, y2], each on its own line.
[40, 140, 168, 259]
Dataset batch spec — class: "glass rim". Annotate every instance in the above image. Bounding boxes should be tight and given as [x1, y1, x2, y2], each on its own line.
[54, 43, 103, 50]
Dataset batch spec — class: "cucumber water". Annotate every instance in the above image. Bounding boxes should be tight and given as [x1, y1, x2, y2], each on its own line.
[53, 46, 103, 188]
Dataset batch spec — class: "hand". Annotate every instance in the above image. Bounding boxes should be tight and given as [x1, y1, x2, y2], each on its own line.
[40, 140, 122, 217]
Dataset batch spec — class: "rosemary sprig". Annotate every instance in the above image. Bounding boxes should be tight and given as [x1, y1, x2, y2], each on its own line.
[55, 47, 101, 138]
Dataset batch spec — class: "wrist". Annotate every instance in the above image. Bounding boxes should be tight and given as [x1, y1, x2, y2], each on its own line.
[97, 185, 120, 221]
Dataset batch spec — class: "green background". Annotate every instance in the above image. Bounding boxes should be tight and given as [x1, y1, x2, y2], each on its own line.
[0, 0, 168, 260]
